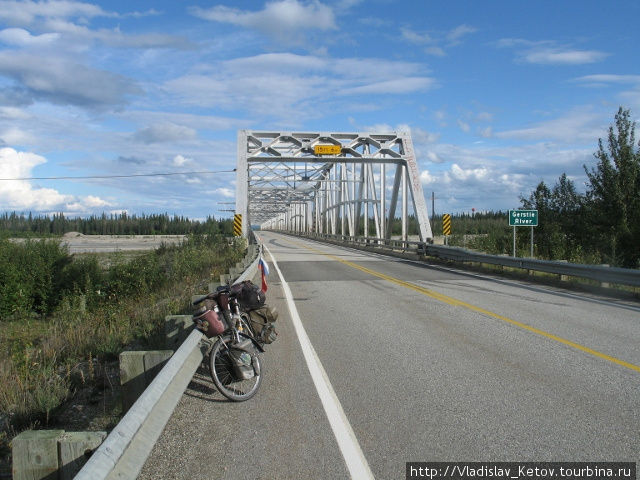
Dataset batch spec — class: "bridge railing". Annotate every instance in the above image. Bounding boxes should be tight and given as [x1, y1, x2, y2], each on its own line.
[283, 231, 640, 288]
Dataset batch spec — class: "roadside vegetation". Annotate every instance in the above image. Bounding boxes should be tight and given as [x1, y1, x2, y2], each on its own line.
[0, 228, 244, 462]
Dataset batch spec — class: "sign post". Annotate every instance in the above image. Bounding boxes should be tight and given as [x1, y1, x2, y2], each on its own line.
[508, 209, 538, 257]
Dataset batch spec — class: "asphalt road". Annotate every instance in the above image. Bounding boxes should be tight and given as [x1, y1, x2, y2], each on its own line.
[138, 231, 640, 479]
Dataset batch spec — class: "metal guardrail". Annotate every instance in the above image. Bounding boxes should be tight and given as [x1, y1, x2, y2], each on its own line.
[289, 231, 640, 288]
[75, 241, 262, 480]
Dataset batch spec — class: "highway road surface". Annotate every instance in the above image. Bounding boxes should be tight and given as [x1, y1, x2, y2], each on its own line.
[138, 231, 640, 479]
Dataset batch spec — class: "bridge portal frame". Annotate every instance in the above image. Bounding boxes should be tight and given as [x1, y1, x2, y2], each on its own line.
[236, 130, 433, 242]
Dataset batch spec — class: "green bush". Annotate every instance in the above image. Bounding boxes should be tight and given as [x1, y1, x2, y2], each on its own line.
[0, 239, 70, 319]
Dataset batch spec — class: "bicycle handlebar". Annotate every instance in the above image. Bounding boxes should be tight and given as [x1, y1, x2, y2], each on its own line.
[192, 286, 240, 306]
[192, 292, 217, 306]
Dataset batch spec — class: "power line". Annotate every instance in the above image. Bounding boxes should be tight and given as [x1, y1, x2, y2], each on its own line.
[0, 169, 236, 181]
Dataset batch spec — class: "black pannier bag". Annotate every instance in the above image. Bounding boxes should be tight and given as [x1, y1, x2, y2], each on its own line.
[231, 280, 266, 311]
[248, 305, 278, 344]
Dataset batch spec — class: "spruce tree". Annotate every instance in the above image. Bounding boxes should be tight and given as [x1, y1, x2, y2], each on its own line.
[584, 107, 640, 267]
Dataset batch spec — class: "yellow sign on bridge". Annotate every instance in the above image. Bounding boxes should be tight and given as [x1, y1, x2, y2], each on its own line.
[314, 144, 342, 155]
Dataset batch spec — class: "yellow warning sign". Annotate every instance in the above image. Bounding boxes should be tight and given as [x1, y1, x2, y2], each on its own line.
[314, 144, 342, 155]
[233, 214, 242, 236]
[443, 213, 451, 236]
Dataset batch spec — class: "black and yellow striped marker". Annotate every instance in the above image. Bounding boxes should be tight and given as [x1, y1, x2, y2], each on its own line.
[443, 213, 451, 236]
[233, 213, 242, 236]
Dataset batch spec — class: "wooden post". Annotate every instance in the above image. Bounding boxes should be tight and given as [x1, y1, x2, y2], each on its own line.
[119, 350, 173, 413]
[58, 431, 106, 480]
[12, 429, 64, 480]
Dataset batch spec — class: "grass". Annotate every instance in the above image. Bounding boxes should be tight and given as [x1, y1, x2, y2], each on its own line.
[0, 234, 245, 466]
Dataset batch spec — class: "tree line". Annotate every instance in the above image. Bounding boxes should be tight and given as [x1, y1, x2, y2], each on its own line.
[0, 212, 234, 237]
[520, 107, 640, 268]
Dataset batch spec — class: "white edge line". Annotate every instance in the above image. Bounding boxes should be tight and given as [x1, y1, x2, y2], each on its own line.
[262, 242, 375, 480]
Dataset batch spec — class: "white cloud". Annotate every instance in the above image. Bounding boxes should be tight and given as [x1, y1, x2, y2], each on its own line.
[189, 0, 336, 45]
[401, 27, 433, 45]
[446, 24, 477, 44]
[573, 75, 640, 111]
[497, 38, 608, 66]
[41, 18, 191, 49]
[573, 74, 640, 85]
[0, 126, 35, 145]
[0, 52, 141, 109]
[457, 119, 470, 133]
[425, 46, 446, 57]
[214, 187, 234, 198]
[0, 1, 158, 26]
[495, 109, 605, 143]
[412, 136, 599, 213]
[0, 146, 45, 176]
[523, 48, 608, 65]
[425, 151, 443, 163]
[0, 28, 60, 46]
[420, 170, 436, 184]
[0, 0, 111, 25]
[0, 147, 71, 209]
[412, 127, 440, 144]
[0, 147, 114, 213]
[449, 163, 488, 181]
[165, 53, 435, 118]
[0, 107, 30, 120]
[66, 195, 113, 211]
[173, 155, 189, 166]
[401, 24, 476, 56]
[122, 110, 247, 133]
[340, 77, 435, 95]
[133, 123, 198, 144]
[479, 126, 493, 138]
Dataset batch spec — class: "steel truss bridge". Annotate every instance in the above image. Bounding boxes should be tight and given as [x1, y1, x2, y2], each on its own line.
[235, 130, 433, 242]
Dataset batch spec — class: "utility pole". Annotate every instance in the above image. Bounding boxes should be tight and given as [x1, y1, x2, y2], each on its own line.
[431, 191, 435, 223]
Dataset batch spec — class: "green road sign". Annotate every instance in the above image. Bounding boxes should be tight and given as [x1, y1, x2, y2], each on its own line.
[509, 209, 538, 226]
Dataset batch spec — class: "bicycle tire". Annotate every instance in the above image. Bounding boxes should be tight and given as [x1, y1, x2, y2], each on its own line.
[208, 333, 262, 401]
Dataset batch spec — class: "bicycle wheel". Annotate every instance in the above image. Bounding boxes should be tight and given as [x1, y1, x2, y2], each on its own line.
[208, 333, 262, 401]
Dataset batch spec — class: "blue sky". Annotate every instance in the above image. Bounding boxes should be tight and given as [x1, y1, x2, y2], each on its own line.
[0, 0, 639, 220]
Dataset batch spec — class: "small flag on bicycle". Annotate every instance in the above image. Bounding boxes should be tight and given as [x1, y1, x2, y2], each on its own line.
[258, 257, 269, 292]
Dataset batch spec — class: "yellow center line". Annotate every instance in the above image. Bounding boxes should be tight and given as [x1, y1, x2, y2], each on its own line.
[296, 240, 640, 374]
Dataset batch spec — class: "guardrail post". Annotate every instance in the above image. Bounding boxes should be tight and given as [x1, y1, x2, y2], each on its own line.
[58, 431, 107, 480]
[164, 315, 193, 350]
[119, 351, 173, 413]
[599, 265, 610, 288]
[557, 260, 569, 282]
[12, 429, 64, 480]
[12, 430, 107, 480]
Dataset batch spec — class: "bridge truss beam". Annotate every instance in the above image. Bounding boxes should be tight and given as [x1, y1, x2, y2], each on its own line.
[236, 130, 433, 242]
